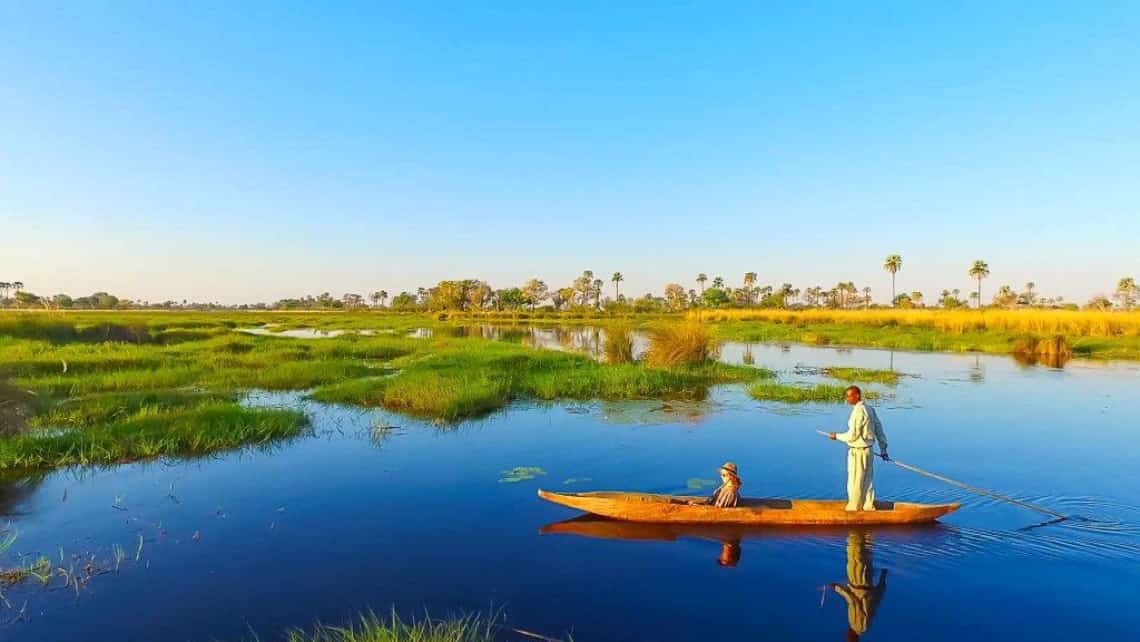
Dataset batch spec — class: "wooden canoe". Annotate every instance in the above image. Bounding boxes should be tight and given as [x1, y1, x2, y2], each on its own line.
[538, 489, 959, 526]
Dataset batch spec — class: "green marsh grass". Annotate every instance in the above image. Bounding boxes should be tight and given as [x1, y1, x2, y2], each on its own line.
[32, 389, 235, 429]
[748, 382, 882, 404]
[310, 340, 763, 421]
[1, 312, 767, 467]
[0, 403, 307, 470]
[820, 367, 901, 385]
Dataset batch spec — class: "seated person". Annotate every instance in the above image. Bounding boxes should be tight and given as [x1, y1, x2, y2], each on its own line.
[709, 462, 742, 507]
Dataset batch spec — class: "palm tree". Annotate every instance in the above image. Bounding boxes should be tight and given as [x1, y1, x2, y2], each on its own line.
[863, 287, 872, 309]
[743, 272, 757, 305]
[592, 279, 604, 307]
[379, 290, 388, 307]
[968, 260, 990, 308]
[697, 273, 708, 294]
[611, 272, 623, 300]
[1116, 277, 1137, 310]
[0, 282, 8, 301]
[12, 281, 24, 294]
[712, 276, 724, 290]
[883, 255, 902, 305]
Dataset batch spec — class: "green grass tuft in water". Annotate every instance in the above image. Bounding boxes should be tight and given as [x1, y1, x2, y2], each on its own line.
[0, 402, 307, 470]
[819, 367, 901, 385]
[748, 382, 881, 404]
[279, 610, 508, 642]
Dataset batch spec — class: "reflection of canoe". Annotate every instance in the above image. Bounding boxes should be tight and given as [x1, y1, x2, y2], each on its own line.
[537, 490, 959, 526]
[540, 514, 945, 541]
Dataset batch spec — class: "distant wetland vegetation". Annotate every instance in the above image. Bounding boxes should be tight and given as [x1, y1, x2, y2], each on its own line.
[0, 312, 763, 470]
[698, 308, 1140, 360]
[1, 307, 1138, 470]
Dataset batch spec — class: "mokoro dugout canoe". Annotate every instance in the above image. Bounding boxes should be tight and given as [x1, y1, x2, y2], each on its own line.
[538, 490, 959, 526]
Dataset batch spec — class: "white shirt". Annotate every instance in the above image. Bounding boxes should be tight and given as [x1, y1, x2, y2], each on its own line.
[835, 401, 889, 450]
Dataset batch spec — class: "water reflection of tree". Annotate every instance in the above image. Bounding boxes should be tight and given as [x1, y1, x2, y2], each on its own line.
[599, 398, 710, 425]
[829, 530, 887, 642]
[968, 355, 985, 384]
[1011, 351, 1071, 369]
[742, 344, 755, 366]
[0, 472, 46, 517]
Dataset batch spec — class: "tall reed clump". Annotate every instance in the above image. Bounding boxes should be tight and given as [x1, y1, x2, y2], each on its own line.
[644, 322, 719, 368]
[603, 325, 635, 364]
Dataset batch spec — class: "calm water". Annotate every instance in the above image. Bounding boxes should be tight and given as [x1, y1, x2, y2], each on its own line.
[2, 339, 1139, 641]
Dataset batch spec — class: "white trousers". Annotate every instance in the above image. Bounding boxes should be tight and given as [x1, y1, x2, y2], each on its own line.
[846, 447, 876, 511]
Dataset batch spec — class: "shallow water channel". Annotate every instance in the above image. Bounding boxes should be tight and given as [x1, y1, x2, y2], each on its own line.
[2, 333, 1139, 641]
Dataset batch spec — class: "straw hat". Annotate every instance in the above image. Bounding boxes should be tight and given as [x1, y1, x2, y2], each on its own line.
[720, 462, 739, 476]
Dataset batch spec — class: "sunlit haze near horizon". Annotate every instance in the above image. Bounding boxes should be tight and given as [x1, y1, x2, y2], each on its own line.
[2, 2, 1138, 305]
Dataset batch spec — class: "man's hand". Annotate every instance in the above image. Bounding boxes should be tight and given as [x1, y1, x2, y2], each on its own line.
[880, 451, 890, 461]
[828, 432, 837, 441]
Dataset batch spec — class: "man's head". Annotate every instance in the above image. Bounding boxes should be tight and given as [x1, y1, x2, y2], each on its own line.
[844, 385, 862, 405]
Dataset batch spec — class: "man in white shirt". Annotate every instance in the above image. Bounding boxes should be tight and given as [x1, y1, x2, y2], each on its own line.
[829, 386, 890, 511]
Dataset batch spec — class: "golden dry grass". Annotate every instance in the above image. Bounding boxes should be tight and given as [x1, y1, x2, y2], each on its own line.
[690, 309, 1140, 338]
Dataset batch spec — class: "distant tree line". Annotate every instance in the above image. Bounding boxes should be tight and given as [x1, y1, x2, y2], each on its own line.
[3, 265, 1137, 312]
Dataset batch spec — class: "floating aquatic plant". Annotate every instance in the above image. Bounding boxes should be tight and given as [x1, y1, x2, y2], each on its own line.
[499, 466, 547, 483]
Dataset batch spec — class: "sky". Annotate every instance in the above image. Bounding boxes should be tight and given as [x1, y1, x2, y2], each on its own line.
[1, 1, 1137, 305]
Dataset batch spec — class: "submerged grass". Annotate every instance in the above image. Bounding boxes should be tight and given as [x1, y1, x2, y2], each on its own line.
[748, 382, 882, 404]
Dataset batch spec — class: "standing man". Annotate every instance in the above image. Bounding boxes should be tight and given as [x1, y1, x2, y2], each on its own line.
[829, 386, 889, 511]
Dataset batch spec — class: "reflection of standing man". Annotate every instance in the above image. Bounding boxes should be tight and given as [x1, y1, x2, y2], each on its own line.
[829, 386, 889, 511]
[830, 531, 887, 641]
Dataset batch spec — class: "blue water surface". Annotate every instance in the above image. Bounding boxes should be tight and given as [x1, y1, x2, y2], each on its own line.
[1, 341, 1138, 641]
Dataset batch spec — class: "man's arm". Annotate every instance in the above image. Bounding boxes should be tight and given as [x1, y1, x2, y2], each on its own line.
[831, 406, 865, 443]
[871, 409, 888, 455]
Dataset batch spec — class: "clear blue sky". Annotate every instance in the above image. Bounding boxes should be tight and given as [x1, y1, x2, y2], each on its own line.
[1, 1, 1137, 304]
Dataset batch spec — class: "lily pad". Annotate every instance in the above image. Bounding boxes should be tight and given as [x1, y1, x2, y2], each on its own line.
[686, 478, 716, 490]
[499, 466, 547, 483]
